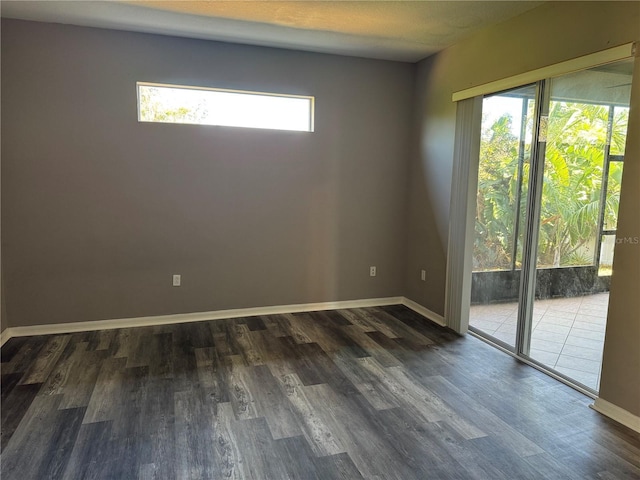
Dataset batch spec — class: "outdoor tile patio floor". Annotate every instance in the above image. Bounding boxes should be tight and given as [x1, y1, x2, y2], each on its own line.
[469, 292, 609, 391]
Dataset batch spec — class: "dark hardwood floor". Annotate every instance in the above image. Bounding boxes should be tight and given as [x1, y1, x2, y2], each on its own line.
[1, 305, 639, 479]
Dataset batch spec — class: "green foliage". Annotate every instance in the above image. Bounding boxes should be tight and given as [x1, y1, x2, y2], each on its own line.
[473, 99, 627, 272]
[474, 113, 524, 270]
[139, 87, 208, 123]
[536, 101, 607, 267]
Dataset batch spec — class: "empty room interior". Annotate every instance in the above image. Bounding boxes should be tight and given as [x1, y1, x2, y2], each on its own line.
[1, 1, 639, 479]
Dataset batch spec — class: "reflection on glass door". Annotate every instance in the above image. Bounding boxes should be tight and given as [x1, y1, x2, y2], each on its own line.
[469, 58, 633, 392]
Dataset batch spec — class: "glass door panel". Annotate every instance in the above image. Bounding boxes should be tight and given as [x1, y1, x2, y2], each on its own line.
[527, 60, 633, 390]
[469, 84, 537, 348]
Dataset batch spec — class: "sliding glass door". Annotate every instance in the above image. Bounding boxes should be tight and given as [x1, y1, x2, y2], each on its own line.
[527, 61, 633, 390]
[469, 84, 537, 349]
[469, 59, 633, 392]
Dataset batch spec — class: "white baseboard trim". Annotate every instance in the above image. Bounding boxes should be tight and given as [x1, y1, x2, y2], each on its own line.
[401, 298, 447, 327]
[591, 398, 640, 433]
[0, 296, 447, 345]
[0, 328, 11, 347]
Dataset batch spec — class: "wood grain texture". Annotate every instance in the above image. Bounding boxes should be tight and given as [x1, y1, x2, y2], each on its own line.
[1, 305, 639, 479]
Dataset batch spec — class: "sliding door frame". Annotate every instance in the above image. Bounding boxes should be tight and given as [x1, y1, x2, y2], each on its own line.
[515, 80, 548, 356]
[445, 44, 636, 394]
[446, 43, 635, 334]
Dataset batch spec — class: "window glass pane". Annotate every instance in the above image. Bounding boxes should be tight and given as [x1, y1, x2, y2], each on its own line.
[610, 106, 629, 156]
[137, 83, 314, 132]
[536, 98, 609, 268]
[514, 98, 535, 269]
[598, 234, 616, 276]
[604, 161, 624, 231]
[473, 85, 536, 272]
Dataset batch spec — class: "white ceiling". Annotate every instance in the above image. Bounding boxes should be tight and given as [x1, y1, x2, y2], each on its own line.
[1, 1, 544, 62]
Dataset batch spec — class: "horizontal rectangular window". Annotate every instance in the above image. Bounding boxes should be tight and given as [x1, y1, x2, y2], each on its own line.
[137, 82, 314, 132]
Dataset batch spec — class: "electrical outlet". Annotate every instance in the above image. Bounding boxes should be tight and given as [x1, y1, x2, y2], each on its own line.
[421, 270, 426, 281]
[370, 266, 377, 277]
[172, 274, 181, 287]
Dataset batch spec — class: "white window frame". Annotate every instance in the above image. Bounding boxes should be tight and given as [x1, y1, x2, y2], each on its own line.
[137, 82, 315, 132]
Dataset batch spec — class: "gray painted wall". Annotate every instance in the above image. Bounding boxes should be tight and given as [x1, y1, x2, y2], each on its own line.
[407, 1, 640, 414]
[1, 19, 414, 326]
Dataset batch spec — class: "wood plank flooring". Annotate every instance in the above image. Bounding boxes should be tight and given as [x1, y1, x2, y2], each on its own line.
[1, 305, 639, 479]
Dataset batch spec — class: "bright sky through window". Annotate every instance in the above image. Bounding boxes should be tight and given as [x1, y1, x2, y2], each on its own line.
[482, 95, 526, 136]
[137, 83, 314, 132]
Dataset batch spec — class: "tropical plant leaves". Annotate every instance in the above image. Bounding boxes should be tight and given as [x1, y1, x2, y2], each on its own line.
[473, 98, 626, 271]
